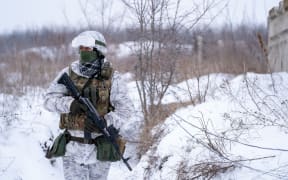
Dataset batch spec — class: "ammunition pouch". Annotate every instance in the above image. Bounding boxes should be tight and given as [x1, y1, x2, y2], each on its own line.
[45, 130, 70, 159]
[59, 113, 102, 133]
[59, 62, 114, 132]
[100, 61, 113, 80]
[45, 130, 126, 162]
[95, 135, 126, 162]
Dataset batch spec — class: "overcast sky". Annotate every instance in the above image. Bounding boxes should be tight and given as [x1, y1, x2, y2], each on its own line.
[0, 0, 281, 34]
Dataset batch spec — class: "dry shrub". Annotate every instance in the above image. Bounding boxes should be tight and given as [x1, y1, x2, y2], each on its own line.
[108, 55, 137, 74]
[177, 160, 235, 180]
[174, 41, 267, 82]
[0, 49, 74, 94]
[137, 102, 192, 157]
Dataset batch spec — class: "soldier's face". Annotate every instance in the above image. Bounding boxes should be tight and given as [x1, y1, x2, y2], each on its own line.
[79, 45, 92, 52]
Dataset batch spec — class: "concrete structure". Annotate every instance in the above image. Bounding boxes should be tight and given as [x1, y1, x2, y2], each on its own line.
[268, 0, 288, 72]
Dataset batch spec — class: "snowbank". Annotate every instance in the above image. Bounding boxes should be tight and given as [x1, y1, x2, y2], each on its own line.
[124, 72, 288, 180]
[1, 72, 288, 179]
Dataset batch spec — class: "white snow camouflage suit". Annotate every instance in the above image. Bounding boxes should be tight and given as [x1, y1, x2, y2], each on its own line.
[44, 60, 133, 180]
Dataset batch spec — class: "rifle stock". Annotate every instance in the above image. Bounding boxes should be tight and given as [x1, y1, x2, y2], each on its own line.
[58, 72, 132, 171]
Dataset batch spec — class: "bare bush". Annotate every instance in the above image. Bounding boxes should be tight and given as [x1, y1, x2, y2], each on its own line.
[0, 94, 19, 132]
[176, 25, 268, 80]
[121, 0, 228, 157]
[0, 27, 77, 94]
[78, 0, 126, 40]
[108, 55, 137, 74]
[171, 108, 284, 179]
[222, 73, 288, 132]
[177, 160, 235, 180]
[137, 101, 192, 156]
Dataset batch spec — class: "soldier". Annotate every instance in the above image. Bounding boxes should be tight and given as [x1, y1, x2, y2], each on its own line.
[44, 31, 133, 180]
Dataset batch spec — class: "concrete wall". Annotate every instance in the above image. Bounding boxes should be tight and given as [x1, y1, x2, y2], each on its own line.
[268, 0, 288, 72]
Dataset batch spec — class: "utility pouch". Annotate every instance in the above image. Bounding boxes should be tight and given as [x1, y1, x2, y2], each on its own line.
[95, 135, 126, 162]
[101, 62, 113, 80]
[45, 131, 70, 159]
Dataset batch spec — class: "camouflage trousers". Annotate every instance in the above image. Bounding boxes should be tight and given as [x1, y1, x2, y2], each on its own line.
[62, 156, 111, 180]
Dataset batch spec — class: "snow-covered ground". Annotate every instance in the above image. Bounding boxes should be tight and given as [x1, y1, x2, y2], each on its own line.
[125, 72, 288, 180]
[20, 45, 73, 60]
[111, 41, 193, 59]
[1, 72, 288, 180]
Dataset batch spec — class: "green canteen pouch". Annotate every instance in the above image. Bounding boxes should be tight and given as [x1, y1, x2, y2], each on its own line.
[95, 135, 126, 162]
[45, 131, 69, 159]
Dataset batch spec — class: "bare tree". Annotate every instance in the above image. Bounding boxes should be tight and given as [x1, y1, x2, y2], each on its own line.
[122, 0, 226, 124]
[120, 0, 228, 156]
[78, 0, 126, 38]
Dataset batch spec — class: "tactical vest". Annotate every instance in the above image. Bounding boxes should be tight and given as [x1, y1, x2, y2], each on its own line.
[59, 62, 113, 132]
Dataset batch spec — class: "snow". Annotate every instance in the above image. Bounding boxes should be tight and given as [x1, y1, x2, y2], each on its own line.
[0, 88, 62, 180]
[1, 72, 288, 179]
[20, 45, 73, 60]
[127, 72, 288, 180]
[114, 41, 193, 59]
[115, 42, 136, 58]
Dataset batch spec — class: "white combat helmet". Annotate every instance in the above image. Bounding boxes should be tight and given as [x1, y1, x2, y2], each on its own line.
[71, 31, 107, 55]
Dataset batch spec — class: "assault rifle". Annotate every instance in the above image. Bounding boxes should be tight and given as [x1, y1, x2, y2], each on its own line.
[58, 72, 132, 171]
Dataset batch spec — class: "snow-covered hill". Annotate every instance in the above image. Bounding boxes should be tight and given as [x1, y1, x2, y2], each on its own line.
[125, 72, 288, 180]
[1, 72, 288, 180]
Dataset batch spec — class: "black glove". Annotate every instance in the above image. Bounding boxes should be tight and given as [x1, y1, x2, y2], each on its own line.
[70, 100, 87, 114]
